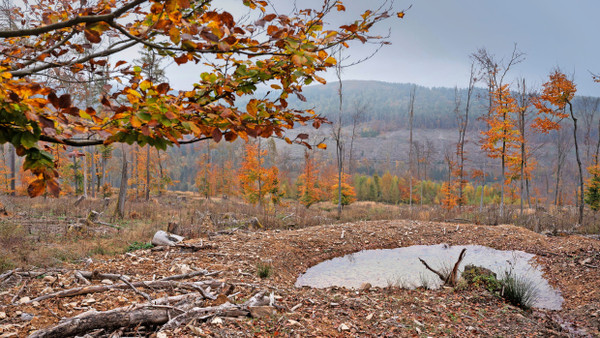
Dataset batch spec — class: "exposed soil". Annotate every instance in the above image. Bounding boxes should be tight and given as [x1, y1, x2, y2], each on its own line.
[1, 220, 599, 337]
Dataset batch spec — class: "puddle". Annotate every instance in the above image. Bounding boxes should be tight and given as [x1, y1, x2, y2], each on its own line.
[296, 244, 563, 310]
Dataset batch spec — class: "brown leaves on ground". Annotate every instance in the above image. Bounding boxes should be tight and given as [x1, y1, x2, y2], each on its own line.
[0, 220, 599, 336]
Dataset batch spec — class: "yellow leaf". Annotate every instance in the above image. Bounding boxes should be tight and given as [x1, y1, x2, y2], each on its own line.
[1, 72, 12, 79]
[397, 11, 405, 18]
[317, 143, 327, 149]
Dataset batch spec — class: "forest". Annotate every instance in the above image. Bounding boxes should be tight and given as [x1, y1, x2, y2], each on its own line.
[0, 0, 599, 337]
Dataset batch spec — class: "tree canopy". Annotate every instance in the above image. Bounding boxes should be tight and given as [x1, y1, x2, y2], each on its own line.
[0, 0, 402, 196]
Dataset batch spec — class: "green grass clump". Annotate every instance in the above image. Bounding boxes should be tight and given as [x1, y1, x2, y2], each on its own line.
[126, 241, 154, 252]
[500, 272, 539, 309]
[256, 262, 273, 279]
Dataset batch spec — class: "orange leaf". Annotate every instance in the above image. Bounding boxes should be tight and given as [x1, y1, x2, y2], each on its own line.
[27, 179, 46, 197]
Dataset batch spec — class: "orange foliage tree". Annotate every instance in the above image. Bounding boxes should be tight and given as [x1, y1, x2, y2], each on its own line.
[0, 0, 404, 197]
[238, 142, 280, 206]
[480, 84, 522, 214]
[533, 70, 583, 223]
[297, 150, 324, 208]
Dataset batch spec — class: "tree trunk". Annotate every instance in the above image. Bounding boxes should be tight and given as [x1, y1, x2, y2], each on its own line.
[408, 85, 415, 208]
[8, 144, 15, 196]
[157, 148, 164, 196]
[90, 149, 97, 198]
[569, 102, 585, 225]
[82, 148, 88, 198]
[145, 145, 150, 200]
[115, 146, 128, 219]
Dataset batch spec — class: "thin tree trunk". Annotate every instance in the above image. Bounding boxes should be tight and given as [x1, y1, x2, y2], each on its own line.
[335, 51, 343, 219]
[90, 149, 97, 198]
[115, 146, 128, 219]
[156, 149, 164, 196]
[145, 145, 150, 200]
[568, 102, 585, 225]
[8, 144, 15, 196]
[257, 139, 262, 208]
[82, 148, 88, 198]
[408, 86, 415, 208]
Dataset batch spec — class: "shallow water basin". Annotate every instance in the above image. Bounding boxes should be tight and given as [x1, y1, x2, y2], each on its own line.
[296, 244, 563, 310]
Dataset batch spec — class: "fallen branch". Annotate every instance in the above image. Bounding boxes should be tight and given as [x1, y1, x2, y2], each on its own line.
[26, 279, 220, 304]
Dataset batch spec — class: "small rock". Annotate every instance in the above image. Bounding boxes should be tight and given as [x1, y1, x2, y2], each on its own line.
[15, 311, 21, 316]
[20, 312, 34, 321]
[249, 306, 274, 318]
[18, 297, 30, 304]
[329, 302, 339, 307]
[366, 313, 374, 321]
[101, 279, 113, 285]
[287, 319, 301, 326]
[189, 325, 204, 335]
[82, 298, 96, 305]
[42, 275, 57, 284]
[467, 325, 476, 331]
[32, 301, 40, 307]
[359, 282, 371, 291]
[177, 264, 192, 275]
[338, 323, 350, 331]
[211, 317, 223, 325]
[0, 312, 6, 319]
[156, 332, 168, 338]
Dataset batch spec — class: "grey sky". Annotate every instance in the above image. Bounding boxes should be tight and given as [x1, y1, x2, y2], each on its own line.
[165, 0, 600, 96]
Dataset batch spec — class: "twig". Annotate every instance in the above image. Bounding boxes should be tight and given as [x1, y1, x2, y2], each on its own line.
[74, 271, 91, 285]
[120, 276, 152, 301]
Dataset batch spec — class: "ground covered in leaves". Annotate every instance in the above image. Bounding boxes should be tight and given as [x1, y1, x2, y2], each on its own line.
[1, 219, 599, 337]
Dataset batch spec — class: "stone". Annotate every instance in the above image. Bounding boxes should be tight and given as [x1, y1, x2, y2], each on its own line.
[366, 313, 374, 321]
[0, 312, 6, 319]
[42, 275, 57, 284]
[101, 279, 113, 285]
[359, 282, 371, 291]
[211, 317, 223, 325]
[156, 332, 168, 338]
[20, 312, 34, 321]
[287, 319, 301, 326]
[338, 323, 350, 331]
[18, 297, 30, 304]
[248, 306, 274, 318]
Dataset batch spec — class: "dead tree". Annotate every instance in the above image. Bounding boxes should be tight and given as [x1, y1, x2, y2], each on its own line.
[408, 85, 416, 208]
[419, 248, 467, 287]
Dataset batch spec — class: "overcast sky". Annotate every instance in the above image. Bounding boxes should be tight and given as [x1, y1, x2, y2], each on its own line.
[165, 0, 600, 96]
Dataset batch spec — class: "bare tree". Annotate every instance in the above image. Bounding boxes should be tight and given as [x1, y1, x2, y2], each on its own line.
[332, 48, 344, 219]
[454, 65, 475, 209]
[408, 85, 416, 208]
[580, 96, 600, 167]
[347, 99, 366, 176]
[515, 78, 533, 213]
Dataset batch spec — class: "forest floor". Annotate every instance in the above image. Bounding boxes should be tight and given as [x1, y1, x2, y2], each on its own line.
[1, 216, 599, 337]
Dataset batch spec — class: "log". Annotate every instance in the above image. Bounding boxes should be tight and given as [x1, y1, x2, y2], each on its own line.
[28, 293, 200, 338]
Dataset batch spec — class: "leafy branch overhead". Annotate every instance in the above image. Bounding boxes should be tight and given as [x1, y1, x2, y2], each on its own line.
[0, 0, 406, 196]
